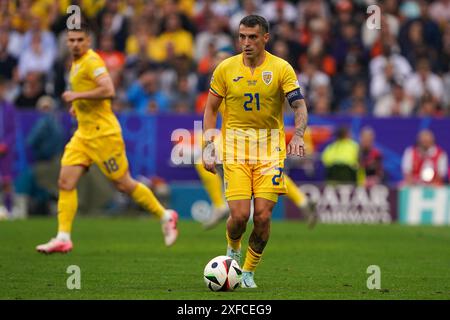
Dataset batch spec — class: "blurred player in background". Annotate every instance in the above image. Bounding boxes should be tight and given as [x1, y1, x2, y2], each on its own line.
[36, 23, 179, 254]
[203, 15, 309, 288]
[0, 76, 16, 219]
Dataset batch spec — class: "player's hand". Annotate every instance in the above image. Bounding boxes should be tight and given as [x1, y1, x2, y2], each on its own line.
[202, 141, 217, 174]
[62, 91, 79, 103]
[287, 135, 305, 157]
[69, 106, 76, 118]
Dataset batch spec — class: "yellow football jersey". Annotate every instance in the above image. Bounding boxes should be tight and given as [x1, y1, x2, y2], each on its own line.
[210, 51, 300, 162]
[69, 49, 121, 139]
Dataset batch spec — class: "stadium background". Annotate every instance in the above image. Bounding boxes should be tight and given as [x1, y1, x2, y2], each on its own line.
[1, 0, 450, 224]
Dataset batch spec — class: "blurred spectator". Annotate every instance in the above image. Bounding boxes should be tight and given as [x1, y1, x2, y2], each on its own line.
[261, 0, 297, 26]
[321, 126, 359, 184]
[10, 0, 33, 33]
[332, 54, 365, 108]
[14, 72, 47, 110]
[97, 33, 126, 73]
[22, 16, 57, 62]
[399, 1, 441, 69]
[161, 0, 197, 35]
[370, 60, 396, 101]
[358, 127, 384, 187]
[0, 0, 446, 119]
[443, 68, 450, 112]
[416, 93, 444, 117]
[27, 96, 64, 162]
[332, 22, 364, 72]
[160, 54, 198, 98]
[297, 1, 330, 49]
[440, 24, 450, 74]
[195, 49, 231, 114]
[349, 98, 369, 116]
[96, 32, 126, 92]
[125, 19, 161, 65]
[229, 0, 261, 33]
[0, 27, 18, 83]
[429, 0, 450, 27]
[369, 42, 412, 83]
[52, 54, 72, 101]
[297, 0, 330, 28]
[0, 76, 16, 218]
[170, 75, 197, 113]
[17, 32, 55, 80]
[195, 17, 232, 62]
[339, 80, 373, 114]
[25, 95, 64, 216]
[404, 58, 444, 106]
[298, 24, 336, 77]
[373, 80, 414, 117]
[313, 95, 331, 116]
[126, 70, 172, 114]
[95, 0, 129, 52]
[362, 4, 400, 51]
[270, 21, 304, 67]
[298, 58, 331, 109]
[157, 13, 194, 62]
[272, 39, 291, 65]
[401, 129, 448, 186]
[399, 20, 431, 70]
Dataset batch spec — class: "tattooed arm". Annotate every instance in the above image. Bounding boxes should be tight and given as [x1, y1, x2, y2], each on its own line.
[287, 98, 308, 157]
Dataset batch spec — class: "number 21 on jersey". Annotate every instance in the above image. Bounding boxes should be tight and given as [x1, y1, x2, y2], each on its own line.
[243, 93, 260, 111]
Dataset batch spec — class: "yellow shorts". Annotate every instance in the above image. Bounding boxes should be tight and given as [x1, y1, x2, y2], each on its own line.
[61, 134, 129, 181]
[223, 160, 287, 202]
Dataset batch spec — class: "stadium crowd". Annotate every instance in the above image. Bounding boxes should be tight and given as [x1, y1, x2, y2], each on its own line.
[1, 0, 450, 218]
[0, 0, 449, 116]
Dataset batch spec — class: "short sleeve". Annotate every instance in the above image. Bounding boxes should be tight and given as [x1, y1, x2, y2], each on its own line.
[87, 56, 108, 80]
[209, 62, 227, 97]
[280, 62, 300, 96]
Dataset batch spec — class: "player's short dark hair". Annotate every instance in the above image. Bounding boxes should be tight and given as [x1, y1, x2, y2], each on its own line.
[66, 21, 91, 35]
[239, 15, 269, 34]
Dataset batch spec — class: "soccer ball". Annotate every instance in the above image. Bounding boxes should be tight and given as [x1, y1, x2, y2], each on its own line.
[203, 255, 242, 291]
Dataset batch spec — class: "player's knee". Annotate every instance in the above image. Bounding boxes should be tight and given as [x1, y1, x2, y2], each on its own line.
[253, 208, 272, 227]
[229, 210, 249, 226]
[113, 180, 128, 193]
[113, 178, 136, 194]
[58, 177, 76, 191]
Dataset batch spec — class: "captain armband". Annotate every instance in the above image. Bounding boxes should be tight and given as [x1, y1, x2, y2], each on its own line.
[286, 88, 304, 107]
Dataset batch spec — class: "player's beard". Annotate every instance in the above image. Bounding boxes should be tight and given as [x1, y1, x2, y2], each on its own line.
[72, 49, 81, 60]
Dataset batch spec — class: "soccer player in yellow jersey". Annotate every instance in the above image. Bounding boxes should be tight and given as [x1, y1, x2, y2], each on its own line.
[203, 15, 309, 288]
[36, 23, 179, 254]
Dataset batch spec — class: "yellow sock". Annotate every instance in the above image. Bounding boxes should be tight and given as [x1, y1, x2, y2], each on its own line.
[131, 182, 165, 219]
[226, 231, 242, 251]
[195, 163, 225, 208]
[57, 189, 78, 233]
[243, 246, 263, 272]
[285, 175, 308, 208]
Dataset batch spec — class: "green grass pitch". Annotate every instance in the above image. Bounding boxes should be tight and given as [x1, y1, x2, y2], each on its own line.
[0, 217, 449, 300]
